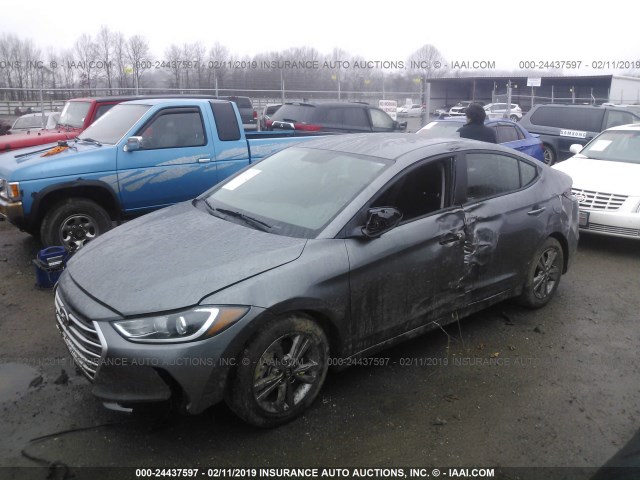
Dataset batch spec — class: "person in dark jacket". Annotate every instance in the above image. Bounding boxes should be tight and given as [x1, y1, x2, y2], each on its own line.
[457, 103, 497, 143]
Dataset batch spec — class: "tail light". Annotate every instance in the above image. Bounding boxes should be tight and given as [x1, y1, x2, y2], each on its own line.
[265, 119, 273, 129]
[253, 110, 257, 119]
[294, 123, 322, 132]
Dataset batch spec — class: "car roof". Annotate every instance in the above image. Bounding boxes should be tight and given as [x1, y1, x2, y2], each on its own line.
[607, 123, 640, 131]
[429, 117, 519, 126]
[296, 133, 507, 160]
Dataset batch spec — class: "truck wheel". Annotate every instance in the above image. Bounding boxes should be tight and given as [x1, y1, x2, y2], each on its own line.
[225, 314, 329, 428]
[40, 198, 112, 250]
[517, 237, 564, 309]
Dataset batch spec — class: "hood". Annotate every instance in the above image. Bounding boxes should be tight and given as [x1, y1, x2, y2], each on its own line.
[0, 141, 116, 181]
[0, 127, 80, 153]
[553, 157, 640, 196]
[66, 201, 307, 316]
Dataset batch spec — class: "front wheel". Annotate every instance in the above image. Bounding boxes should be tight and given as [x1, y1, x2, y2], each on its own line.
[225, 315, 329, 428]
[40, 198, 113, 250]
[518, 237, 564, 309]
[510, 115, 519, 122]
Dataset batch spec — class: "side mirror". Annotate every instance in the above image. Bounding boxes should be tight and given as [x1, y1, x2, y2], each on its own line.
[569, 144, 583, 154]
[124, 136, 143, 152]
[361, 207, 403, 238]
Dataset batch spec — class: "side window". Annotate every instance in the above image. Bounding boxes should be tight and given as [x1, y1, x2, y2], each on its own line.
[370, 108, 394, 129]
[520, 161, 537, 187]
[343, 107, 369, 128]
[604, 110, 636, 129]
[139, 109, 206, 149]
[495, 124, 519, 143]
[371, 159, 449, 222]
[466, 153, 520, 200]
[210, 101, 240, 141]
[94, 104, 115, 121]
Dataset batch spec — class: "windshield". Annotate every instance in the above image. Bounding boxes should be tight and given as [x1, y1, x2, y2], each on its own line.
[13, 115, 49, 130]
[78, 104, 151, 145]
[417, 121, 462, 138]
[270, 105, 316, 123]
[579, 130, 640, 164]
[205, 147, 390, 238]
[58, 101, 91, 128]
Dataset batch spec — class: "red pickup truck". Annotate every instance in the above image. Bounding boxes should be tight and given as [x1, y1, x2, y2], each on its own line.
[0, 96, 146, 153]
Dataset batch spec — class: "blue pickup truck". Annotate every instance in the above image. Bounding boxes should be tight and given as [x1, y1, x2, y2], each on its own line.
[0, 98, 322, 249]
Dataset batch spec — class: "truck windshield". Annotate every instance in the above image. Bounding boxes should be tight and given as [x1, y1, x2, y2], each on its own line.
[204, 147, 390, 238]
[58, 101, 91, 129]
[78, 104, 151, 145]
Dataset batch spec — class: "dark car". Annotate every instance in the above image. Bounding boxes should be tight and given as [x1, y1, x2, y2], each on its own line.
[55, 134, 578, 427]
[417, 117, 544, 161]
[266, 101, 406, 133]
[519, 104, 640, 165]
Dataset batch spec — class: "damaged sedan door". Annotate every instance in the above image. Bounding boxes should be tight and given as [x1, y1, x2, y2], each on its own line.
[343, 156, 468, 353]
[459, 151, 550, 303]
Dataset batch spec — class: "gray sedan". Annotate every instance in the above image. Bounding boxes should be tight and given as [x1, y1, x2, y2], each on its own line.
[54, 134, 579, 427]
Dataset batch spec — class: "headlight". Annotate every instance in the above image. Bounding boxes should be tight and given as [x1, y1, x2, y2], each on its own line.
[113, 306, 249, 343]
[0, 179, 21, 201]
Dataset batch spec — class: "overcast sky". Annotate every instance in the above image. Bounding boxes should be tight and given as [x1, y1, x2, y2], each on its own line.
[1, 0, 638, 74]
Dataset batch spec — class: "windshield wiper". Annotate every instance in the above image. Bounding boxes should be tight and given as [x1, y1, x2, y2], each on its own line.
[204, 203, 272, 232]
[75, 137, 102, 147]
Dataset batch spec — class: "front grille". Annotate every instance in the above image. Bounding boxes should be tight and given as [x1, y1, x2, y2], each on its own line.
[572, 188, 627, 211]
[585, 222, 640, 237]
[55, 291, 103, 380]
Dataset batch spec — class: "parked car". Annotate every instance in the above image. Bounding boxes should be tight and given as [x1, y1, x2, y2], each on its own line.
[217, 95, 257, 129]
[416, 117, 544, 162]
[434, 104, 455, 117]
[519, 104, 640, 165]
[553, 123, 640, 239]
[397, 104, 423, 117]
[259, 103, 282, 130]
[0, 96, 142, 153]
[449, 101, 485, 117]
[54, 133, 578, 427]
[9, 111, 60, 134]
[0, 99, 323, 250]
[484, 103, 522, 122]
[267, 102, 406, 133]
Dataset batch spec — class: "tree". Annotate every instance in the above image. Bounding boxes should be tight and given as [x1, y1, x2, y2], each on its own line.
[126, 35, 150, 93]
[74, 33, 98, 93]
[97, 26, 114, 94]
[407, 44, 448, 79]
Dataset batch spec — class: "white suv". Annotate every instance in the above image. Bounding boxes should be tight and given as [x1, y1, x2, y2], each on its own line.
[484, 103, 522, 122]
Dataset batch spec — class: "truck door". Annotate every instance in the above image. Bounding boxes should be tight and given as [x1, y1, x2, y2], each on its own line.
[116, 106, 217, 213]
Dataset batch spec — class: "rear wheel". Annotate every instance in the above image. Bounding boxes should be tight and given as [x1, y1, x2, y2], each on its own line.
[510, 115, 519, 122]
[40, 198, 113, 250]
[225, 315, 329, 428]
[542, 144, 556, 166]
[518, 237, 564, 309]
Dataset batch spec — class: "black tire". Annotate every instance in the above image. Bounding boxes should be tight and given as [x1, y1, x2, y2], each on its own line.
[225, 314, 329, 428]
[40, 198, 112, 250]
[518, 237, 564, 309]
[510, 115, 519, 122]
[543, 144, 556, 166]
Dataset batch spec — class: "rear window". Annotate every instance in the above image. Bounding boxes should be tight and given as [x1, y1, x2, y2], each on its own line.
[271, 105, 317, 123]
[529, 107, 604, 132]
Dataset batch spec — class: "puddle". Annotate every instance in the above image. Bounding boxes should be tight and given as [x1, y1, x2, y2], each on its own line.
[0, 362, 41, 403]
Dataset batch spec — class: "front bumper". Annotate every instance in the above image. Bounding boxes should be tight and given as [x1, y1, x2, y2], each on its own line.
[54, 280, 269, 414]
[579, 209, 640, 239]
[0, 197, 24, 225]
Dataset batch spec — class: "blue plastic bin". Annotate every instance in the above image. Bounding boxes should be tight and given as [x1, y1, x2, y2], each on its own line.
[34, 246, 69, 288]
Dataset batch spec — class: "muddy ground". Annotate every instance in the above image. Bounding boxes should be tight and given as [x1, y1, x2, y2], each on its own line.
[0, 219, 639, 480]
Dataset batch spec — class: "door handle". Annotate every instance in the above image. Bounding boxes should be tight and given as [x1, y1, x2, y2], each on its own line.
[198, 157, 211, 163]
[527, 207, 546, 216]
[439, 232, 464, 245]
